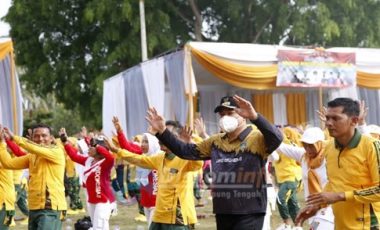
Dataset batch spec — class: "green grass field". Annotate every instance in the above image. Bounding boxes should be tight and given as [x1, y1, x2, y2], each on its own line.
[12, 189, 308, 230]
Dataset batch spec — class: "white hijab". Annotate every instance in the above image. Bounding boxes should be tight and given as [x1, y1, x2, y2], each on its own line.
[136, 133, 160, 186]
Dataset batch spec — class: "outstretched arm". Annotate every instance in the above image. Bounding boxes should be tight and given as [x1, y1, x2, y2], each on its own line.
[105, 137, 157, 169]
[233, 95, 283, 153]
[113, 116, 143, 154]
[60, 128, 87, 165]
[146, 107, 211, 160]
[0, 125, 29, 169]
[4, 127, 28, 156]
[5, 139, 28, 157]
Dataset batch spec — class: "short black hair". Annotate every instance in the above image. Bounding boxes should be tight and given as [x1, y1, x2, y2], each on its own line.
[165, 120, 182, 129]
[327, 98, 360, 117]
[30, 123, 52, 134]
[89, 138, 109, 150]
[165, 120, 183, 137]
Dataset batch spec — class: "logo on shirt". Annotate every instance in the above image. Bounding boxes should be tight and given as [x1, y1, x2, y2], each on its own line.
[152, 170, 158, 195]
[216, 156, 243, 164]
[94, 166, 101, 198]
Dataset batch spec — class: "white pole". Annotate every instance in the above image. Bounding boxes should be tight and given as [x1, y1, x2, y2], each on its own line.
[139, 0, 148, 61]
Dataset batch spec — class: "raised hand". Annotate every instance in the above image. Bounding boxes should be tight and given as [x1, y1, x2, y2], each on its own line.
[145, 107, 166, 134]
[59, 128, 68, 143]
[3, 127, 14, 140]
[358, 100, 368, 125]
[79, 126, 88, 139]
[194, 117, 208, 139]
[233, 95, 258, 120]
[104, 136, 118, 153]
[179, 126, 193, 143]
[112, 116, 122, 132]
[316, 106, 327, 123]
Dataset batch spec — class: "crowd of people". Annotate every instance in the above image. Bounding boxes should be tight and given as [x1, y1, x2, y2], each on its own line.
[0, 95, 379, 230]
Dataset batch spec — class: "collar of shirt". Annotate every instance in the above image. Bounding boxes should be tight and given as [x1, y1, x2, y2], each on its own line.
[165, 152, 176, 160]
[334, 128, 361, 150]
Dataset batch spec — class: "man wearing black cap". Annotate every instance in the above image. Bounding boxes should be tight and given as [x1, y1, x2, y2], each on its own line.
[146, 95, 283, 230]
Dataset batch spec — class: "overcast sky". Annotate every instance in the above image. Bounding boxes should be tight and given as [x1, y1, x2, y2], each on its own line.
[0, 0, 11, 37]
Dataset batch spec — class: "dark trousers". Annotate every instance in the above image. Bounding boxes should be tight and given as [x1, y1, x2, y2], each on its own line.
[66, 177, 83, 210]
[15, 184, 29, 216]
[116, 164, 126, 195]
[28, 210, 62, 230]
[276, 180, 300, 222]
[0, 204, 14, 230]
[149, 222, 191, 230]
[215, 213, 265, 230]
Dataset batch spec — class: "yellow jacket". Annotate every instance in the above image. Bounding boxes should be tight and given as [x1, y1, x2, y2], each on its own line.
[0, 162, 15, 210]
[12, 169, 23, 185]
[0, 137, 67, 211]
[273, 152, 300, 183]
[56, 138, 78, 178]
[324, 130, 380, 229]
[117, 149, 202, 225]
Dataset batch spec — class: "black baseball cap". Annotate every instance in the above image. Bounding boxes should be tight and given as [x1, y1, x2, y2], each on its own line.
[90, 136, 109, 150]
[214, 96, 239, 113]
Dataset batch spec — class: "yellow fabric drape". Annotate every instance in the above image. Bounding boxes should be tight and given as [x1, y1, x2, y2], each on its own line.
[252, 94, 274, 123]
[0, 41, 13, 61]
[286, 93, 306, 126]
[190, 47, 277, 90]
[190, 45, 380, 89]
[357, 71, 380, 89]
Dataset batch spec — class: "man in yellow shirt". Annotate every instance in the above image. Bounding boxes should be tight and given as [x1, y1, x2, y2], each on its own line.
[296, 98, 380, 230]
[0, 124, 66, 230]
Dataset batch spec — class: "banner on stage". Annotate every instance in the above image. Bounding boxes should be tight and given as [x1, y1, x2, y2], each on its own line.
[276, 48, 356, 88]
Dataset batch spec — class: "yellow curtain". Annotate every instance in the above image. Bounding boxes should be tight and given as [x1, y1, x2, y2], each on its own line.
[286, 93, 306, 126]
[357, 71, 380, 89]
[190, 46, 277, 89]
[190, 46, 380, 89]
[0, 41, 13, 61]
[252, 94, 274, 123]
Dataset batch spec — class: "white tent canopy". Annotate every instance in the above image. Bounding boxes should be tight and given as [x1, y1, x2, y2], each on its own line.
[103, 42, 380, 138]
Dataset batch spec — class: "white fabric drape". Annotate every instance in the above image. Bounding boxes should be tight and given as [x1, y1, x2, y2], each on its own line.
[164, 51, 188, 125]
[102, 74, 126, 137]
[358, 88, 380, 125]
[305, 90, 326, 127]
[141, 58, 165, 115]
[184, 47, 198, 95]
[0, 55, 23, 135]
[199, 89, 229, 135]
[229, 89, 251, 101]
[163, 89, 174, 121]
[328, 86, 359, 101]
[0, 91, 2, 122]
[273, 93, 287, 126]
[124, 66, 149, 138]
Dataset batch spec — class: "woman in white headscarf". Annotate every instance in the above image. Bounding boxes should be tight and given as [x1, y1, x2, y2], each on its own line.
[135, 133, 161, 227]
